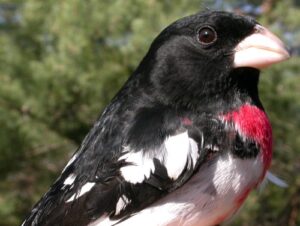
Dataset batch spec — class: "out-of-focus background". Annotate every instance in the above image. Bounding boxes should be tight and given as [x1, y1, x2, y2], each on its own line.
[0, 0, 299, 225]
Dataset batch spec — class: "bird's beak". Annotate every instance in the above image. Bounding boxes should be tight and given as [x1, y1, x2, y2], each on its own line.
[233, 24, 290, 69]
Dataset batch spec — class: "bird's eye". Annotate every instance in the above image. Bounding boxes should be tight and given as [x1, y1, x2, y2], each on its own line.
[197, 26, 217, 45]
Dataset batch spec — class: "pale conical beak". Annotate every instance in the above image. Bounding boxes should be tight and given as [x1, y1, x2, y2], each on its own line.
[233, 24, 290, 69]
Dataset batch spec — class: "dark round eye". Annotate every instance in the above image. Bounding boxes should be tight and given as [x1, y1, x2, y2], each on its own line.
[197, 26, 217, 45]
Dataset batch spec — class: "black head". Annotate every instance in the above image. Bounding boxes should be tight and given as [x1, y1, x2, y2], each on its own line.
[129, 11, 289, 111]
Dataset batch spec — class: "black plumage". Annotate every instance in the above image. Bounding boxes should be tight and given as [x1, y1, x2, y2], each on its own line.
[22, 10, 288, 226]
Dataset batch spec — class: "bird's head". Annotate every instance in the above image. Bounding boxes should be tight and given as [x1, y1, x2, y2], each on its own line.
[135, 11, 289, 110]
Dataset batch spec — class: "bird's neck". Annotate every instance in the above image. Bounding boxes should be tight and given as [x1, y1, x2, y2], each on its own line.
[161, 67, 263, 115]
[227, 67, 262, 110]
[110, 67, 262, 119]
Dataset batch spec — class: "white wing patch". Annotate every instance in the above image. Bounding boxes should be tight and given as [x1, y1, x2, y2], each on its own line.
[118, 150, 156, 184]
[119, 131, 199, 184]
[62, 153, 79, 173]
[164, 132, 198, 179]
[63, 174, 76, 186]
[66, 182, 95, 203]
[115, 195, 131, 215]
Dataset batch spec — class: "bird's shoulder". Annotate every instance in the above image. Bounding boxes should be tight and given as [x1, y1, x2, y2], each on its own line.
[23, 103, 209, 225]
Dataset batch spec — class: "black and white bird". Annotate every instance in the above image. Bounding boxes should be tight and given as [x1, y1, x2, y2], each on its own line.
[22, 11, 289, 226]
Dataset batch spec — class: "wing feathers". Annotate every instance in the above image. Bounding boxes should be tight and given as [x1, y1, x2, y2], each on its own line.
[119, 131, 199, 185]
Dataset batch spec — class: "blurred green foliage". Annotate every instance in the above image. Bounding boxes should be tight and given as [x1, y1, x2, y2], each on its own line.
[0, 1, 299, 226]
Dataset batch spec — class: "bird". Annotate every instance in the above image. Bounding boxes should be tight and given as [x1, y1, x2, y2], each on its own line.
[22, 10, 289, 226]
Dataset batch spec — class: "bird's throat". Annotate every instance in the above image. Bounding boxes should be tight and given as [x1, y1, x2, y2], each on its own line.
[221, 104, 273, 176]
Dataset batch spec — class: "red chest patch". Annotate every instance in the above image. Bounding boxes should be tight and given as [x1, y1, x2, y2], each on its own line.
[222, 104, 273, 172]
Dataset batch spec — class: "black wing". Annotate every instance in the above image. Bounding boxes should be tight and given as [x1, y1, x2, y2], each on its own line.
[22, 101, 229, 226]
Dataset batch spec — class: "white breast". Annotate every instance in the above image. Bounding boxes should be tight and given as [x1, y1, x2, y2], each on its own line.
[90, 151, 264, 226]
